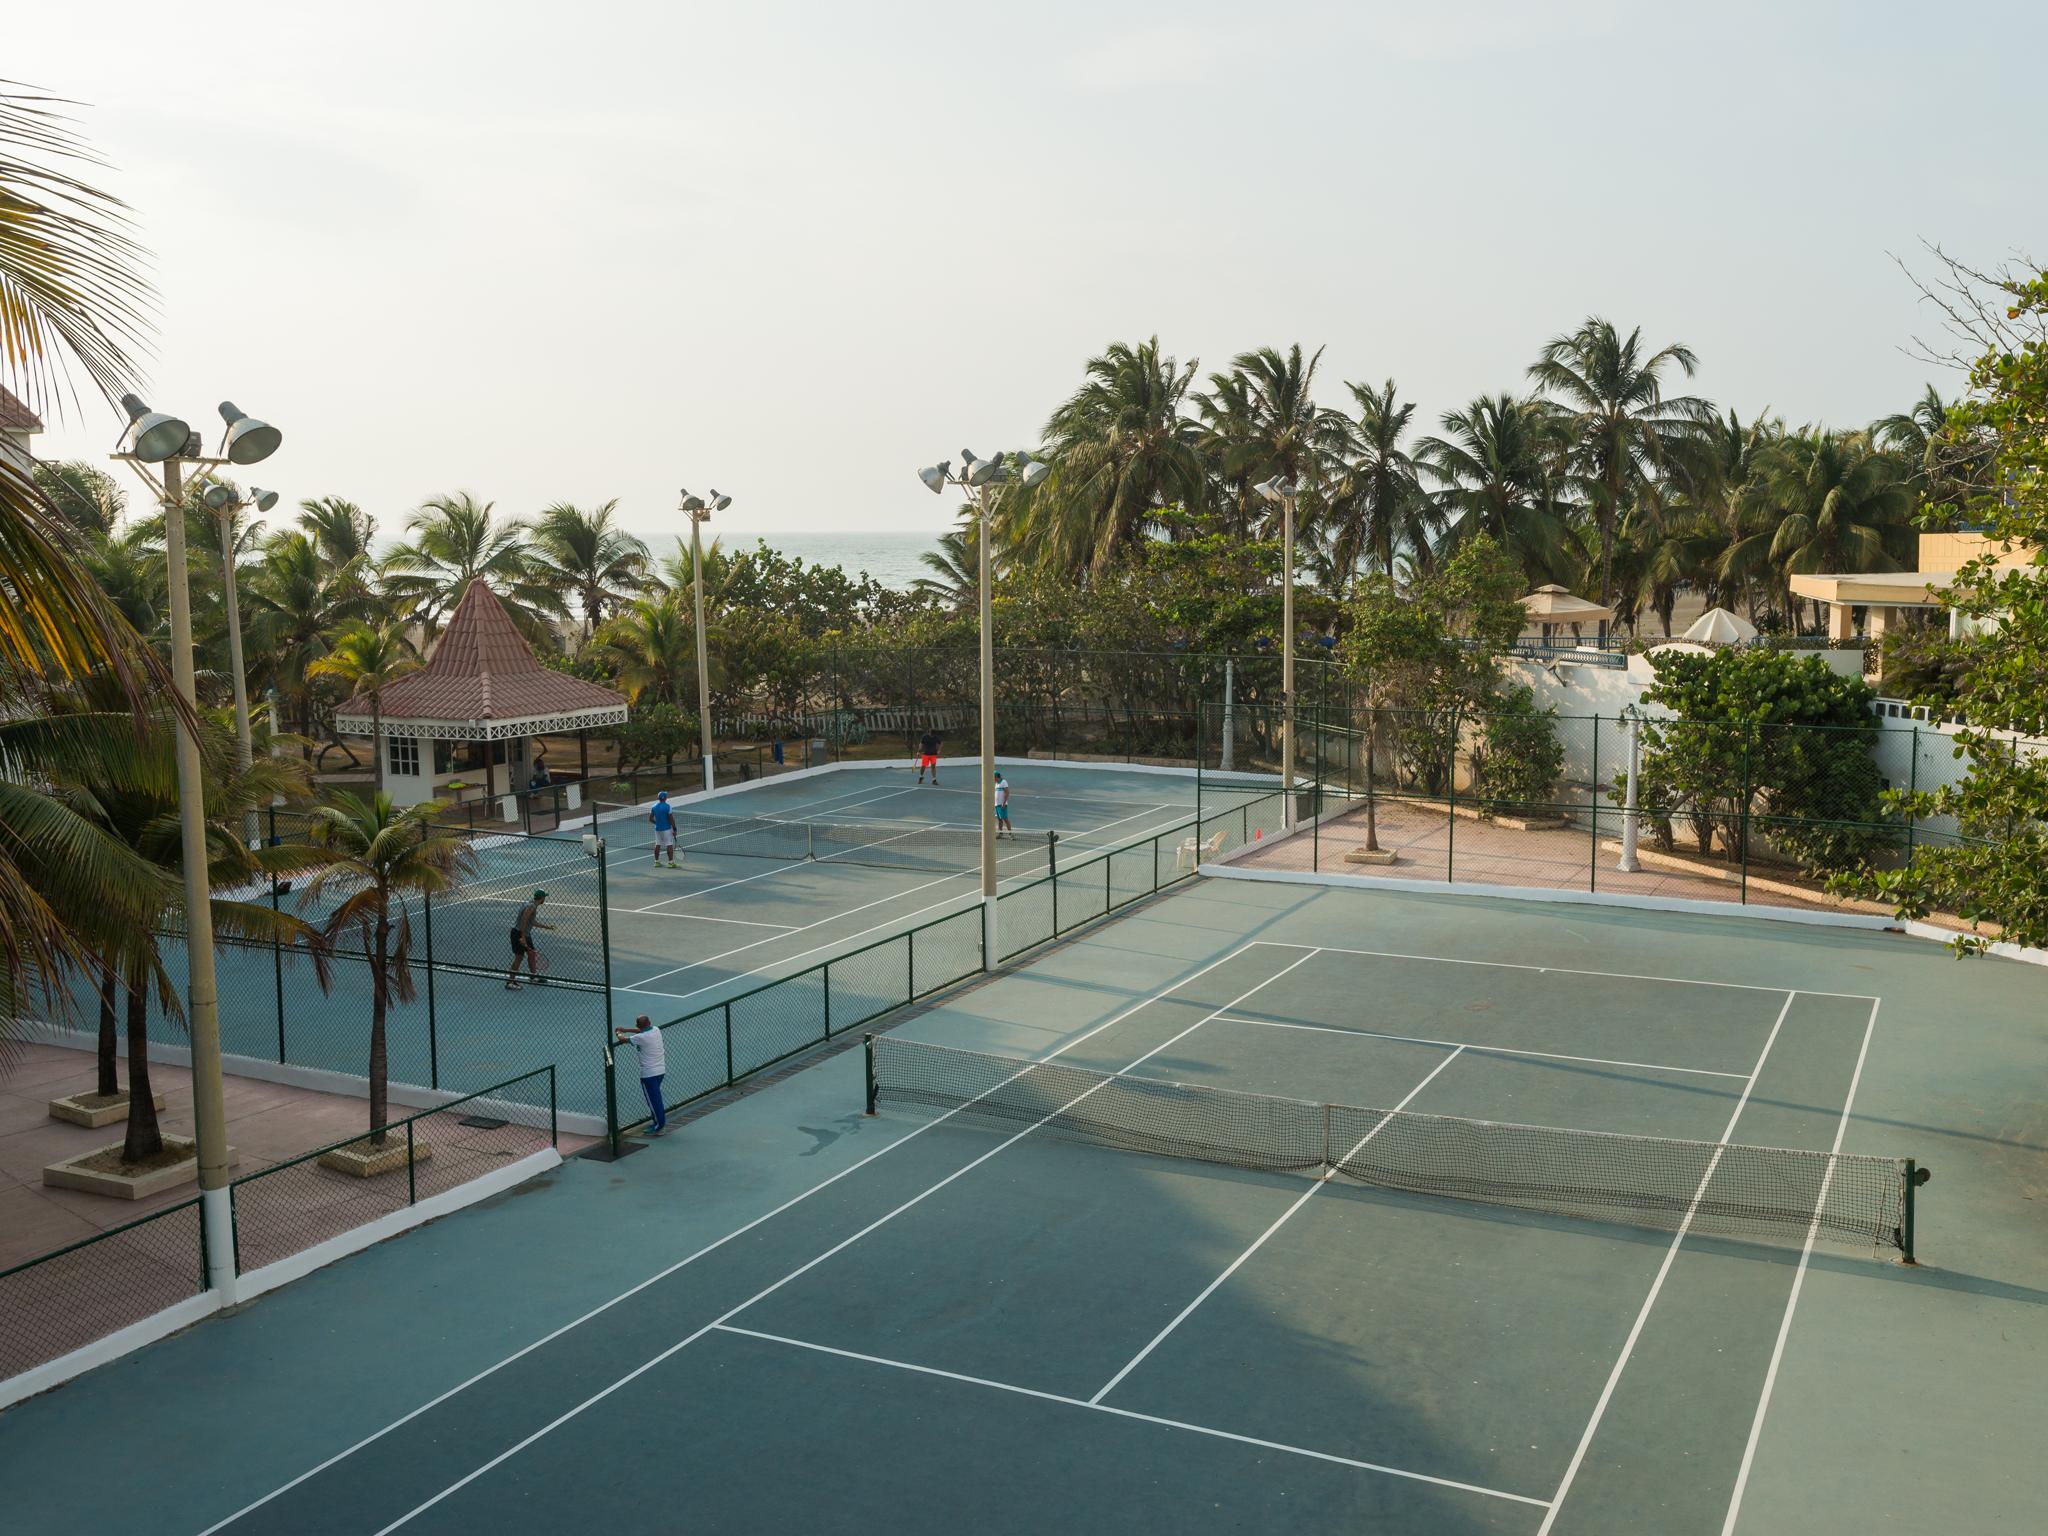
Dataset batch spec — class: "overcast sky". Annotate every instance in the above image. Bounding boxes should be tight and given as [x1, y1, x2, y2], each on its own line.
[16, 0, 2045, 549]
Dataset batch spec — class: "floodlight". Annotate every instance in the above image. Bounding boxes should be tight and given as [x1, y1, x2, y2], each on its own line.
[709, 490, 732, 512]
[917, 463, 949, 494]
[966, 456, 1001, 487]
[251, 487, 279, 512]
[203, 483, 235, 509]
[217, 402, 282, 465]
[1020, 458, 1050, 488]
[119, 393, 191, 463]
[681, 492, 707, 514]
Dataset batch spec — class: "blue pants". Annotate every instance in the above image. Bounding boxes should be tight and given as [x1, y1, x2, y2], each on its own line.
[641, 1074, 666, 1132]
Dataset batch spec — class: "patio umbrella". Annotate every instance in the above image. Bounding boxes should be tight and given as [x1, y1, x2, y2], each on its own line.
[1681, 607, 1758, 645]
[1518, 585, 1615, 625]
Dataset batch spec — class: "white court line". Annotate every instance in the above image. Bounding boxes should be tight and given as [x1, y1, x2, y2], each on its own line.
[1719, 998, 1880, 1536]
[1533, 989, 1798, 1534]
[1089, 1046, 1469, 1407]
[1211, 1014, 1752, 1081]
[198, 940, 1271, 1535]
[618, 804, 1181, 993]
[714, 1324, 1549, 1510]
[1250, 939, 1881, 1002]
[365, 949, 1319, 1533]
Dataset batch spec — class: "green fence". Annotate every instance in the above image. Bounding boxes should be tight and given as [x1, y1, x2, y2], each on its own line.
[0, 1067, 554, 1393]
[601, 792, 1289, 1152]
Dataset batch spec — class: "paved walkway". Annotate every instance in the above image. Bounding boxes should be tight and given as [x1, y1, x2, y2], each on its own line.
[1, 1044, 588, 1274]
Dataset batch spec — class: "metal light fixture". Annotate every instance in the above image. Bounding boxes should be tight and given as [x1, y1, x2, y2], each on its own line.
[203, 482, 236, 509]
[250, 486, 279, 512]
[709, 490, 732, 512]
[1020, 458, 1050, 489]
[118, 393, 191, 463]
[917, 464, 949, 494]
[217, 401, 282, 465]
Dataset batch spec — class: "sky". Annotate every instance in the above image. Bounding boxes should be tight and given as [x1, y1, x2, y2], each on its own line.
[14, 0, 2047, 552]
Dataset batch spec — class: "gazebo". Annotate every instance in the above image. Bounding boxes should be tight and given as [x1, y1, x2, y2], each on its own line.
[334, 581, 629, 808]
[1519, 584, 1614, 641]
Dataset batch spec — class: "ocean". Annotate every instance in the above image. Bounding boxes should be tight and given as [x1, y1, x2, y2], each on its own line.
[751, 529, 939, 592]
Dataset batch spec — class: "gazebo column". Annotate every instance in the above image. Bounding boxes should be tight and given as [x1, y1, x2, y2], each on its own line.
[1866, 606, 1892, 644]
[1827, 601, 1854, 642]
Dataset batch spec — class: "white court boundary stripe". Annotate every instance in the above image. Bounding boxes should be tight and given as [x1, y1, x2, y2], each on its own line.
[1250, 939, 1880, 1002]
[196, 941, 1273, 1534]
[1533, 989, 1797, 1533]
[1719, 999, 1880, 1535]
[615, 805, 1189, 997]
[363, 950, 1320, 1533]
[1212, 1014, 1751, 1080]
[1089, 1045, 1469, 1407]
[714, 1324, 1550, 1510]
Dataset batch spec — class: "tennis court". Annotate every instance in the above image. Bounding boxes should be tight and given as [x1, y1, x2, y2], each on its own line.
[13, 871, 2036, 1535]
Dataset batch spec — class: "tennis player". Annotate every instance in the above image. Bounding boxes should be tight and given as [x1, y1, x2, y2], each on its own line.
[916, 727, 941, 785]
[993, 771, 1013, 839]
[649, 789, 678, 868]
[614, 1014, 668, 1137]
[505, 890, 553, 990]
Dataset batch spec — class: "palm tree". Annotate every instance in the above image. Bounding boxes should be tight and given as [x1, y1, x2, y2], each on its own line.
[1326, 379, 1441, 590]
[1033, 338, 1207, 573]
[84, 518, 164, 637]
[1418, 394, 1577, 586]
[912, 516, 980, 611]
[32, 460, 125, 536]
[244, 530, 375, 736]
[1528, 318, 1714, 615]
[593, 592, 700, 710]
[297, 496, 378, 570]
[1198, 344, 1348, 539]
[381, 492, 559, 642]
[300, 794, 472, 1143]
[1721, 430, 1913, 626]
[531, 500, 649, 643]
[309, 624, 421, 791]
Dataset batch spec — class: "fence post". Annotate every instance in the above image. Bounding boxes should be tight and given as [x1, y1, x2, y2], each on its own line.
[423, 887, 439, 1091]
[1589, 713, 1600, 892]
[598, 848, 615, 1090]
[270, 805, 285, 1065]
[1907, 725, 1919, 857]
[604, 1040, 621, 1159]
[406, 1120, 417, 1205]
[1738, 725, 1754, 902]
[1445, 709, 1458, 884]
[548, 1065, 557, 1146]
[223, 1185, 238, 1280]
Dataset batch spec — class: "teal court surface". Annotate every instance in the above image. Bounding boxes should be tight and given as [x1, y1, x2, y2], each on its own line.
[4, 876, 2041, 1534]
[181, 764, 1267, 1120]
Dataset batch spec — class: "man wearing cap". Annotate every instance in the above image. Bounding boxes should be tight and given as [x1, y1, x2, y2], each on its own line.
[649, 789, 678, 869]
[505, 890, 554, 990]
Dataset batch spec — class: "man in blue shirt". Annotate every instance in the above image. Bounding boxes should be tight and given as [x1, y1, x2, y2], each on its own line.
[649, 789, 678, 868]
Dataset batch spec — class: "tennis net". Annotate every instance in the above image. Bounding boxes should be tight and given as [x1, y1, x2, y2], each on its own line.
[589, 803, 1082, 876]
[865, 1036, 1921, 1256]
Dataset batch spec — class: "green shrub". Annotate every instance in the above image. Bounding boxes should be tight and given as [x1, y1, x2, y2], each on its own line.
[1477, 687, 1563, 811]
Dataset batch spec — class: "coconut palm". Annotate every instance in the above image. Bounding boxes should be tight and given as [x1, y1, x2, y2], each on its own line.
[1418, 394, 1577, 586]
[531, 500, 649, 643]
[912, 517, 981, 611]
[300, 794, 473, 1142]
[297, 496, 378, 570]
[1198, 344, 1348, 539]
[1032, 337, 1207, 574]
[593, 592, 701, 710]
[244, 531, 375, 736]
[1528, 318, 1714, 615]
[1721, 430, 1914, 626]
[309, 624, 421, 791]
[31, 460, 125, 536]
[1325, 379, 1441, 591]
[381, 492, 559, 641]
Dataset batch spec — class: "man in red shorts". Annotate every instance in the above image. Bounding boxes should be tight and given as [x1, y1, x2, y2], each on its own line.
[916, 726, 941, 785]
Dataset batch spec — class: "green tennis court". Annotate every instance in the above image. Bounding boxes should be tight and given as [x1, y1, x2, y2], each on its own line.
[3, 874, 2037, 1535]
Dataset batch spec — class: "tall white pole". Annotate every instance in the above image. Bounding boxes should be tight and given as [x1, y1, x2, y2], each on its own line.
[216, 505, 257, 844]
[1220, 656, 1235, 774]
[690, 513, 714, 793]
[1618, 710, 1643, 873]
[161, 459, 234, 1294]
[978, 485, 998, 969]
[1280, 491, 1296, 830]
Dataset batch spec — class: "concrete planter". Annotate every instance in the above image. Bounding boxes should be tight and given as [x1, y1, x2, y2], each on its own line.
[43, 1136, 239, 1200]
[1343, 847, 1400, 866]
[47, 1090, 167, 1129]
[318, 1137, 433, 1179]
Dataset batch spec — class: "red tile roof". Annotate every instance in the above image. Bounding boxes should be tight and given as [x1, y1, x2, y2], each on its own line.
[0, 385, 45, 433]
[338, 581, 626, 726]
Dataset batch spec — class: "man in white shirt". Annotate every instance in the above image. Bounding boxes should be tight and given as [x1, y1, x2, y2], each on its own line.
[614, 1014, 668, 1137]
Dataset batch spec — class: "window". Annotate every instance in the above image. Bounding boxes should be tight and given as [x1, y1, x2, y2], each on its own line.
[387, 736, 420, 777]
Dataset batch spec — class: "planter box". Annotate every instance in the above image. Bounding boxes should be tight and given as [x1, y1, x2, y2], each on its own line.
[47, 1090, 167, 1129]
[319, 1137, 434, 1179]
[1343, 847, 1401, 866]
[43, 1136, 239, 1200]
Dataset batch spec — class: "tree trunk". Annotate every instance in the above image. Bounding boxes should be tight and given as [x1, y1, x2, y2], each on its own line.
[369, 911, 390, 1144]
[372, 693, 385, 794]
[96, 959, 120, 1098]
[121, 973, 162, 1162]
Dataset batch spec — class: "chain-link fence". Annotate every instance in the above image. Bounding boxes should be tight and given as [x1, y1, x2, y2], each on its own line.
[1206, 701, 2032, 913]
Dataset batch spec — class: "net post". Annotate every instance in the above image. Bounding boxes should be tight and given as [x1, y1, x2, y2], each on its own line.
[1902, 1159, 1924, 1263]
[1321, 1102, 1331, 1171]
[723, 1002, 735, 1085]
[864, 1033, 878, 1115]
[1049, 832, 1059, 934]
[823, 960, 832, 1037]
[907, 925, 917, 998]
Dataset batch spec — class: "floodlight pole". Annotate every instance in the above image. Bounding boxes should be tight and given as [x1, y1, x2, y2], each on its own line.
[140, 453, 235, 1293]
[1281, 487, 1296, 831]
[976, 481, 998, 967]
[689, 506, 714, 793]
